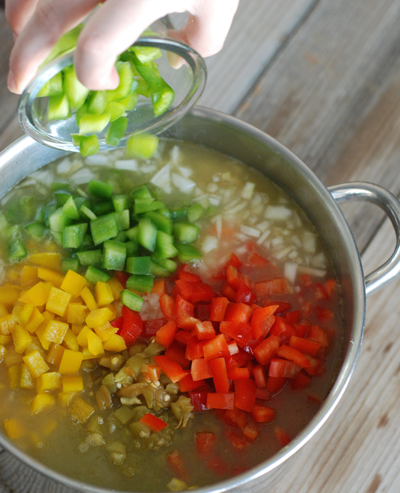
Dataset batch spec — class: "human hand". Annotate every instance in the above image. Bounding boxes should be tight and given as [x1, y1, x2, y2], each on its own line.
[6, 0, 240, 94]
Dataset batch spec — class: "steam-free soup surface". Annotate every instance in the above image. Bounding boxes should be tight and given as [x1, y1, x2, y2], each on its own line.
[0, 140, 342, 491]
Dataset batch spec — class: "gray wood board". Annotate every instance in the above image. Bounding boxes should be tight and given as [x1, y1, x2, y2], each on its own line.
[236, 0, 400, 255]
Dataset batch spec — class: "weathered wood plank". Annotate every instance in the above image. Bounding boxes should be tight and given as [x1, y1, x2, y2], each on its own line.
[236, 0, 400, 254]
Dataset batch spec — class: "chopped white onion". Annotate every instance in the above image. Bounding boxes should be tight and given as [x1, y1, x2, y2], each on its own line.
[240, 225, 260, 238]
[257, 221, 270, 232]
[150, 163, 170, 188]
[207, 183, 218, 193]
[242, 182, 255, 200]
[303, 232, 316, 253]
[235, 233, 249, 242]
[115, 159, 138, 171]
[312, 252, 326, 268]
[271, 236, 283, 247]
[172, 173, 196, 193]
[257, 229, 271, 245]
[265, 205, 292, 220]
[213, 215, 223, 238]
[298, 265, 326, 277]
[141, 164, 157, 174]
[192, 193, 209, 203]
[178, 165, 193, 178]
[202, 236, 218, 253]
[170, 145, 180, 163]
[273, 247, 292, 260]
[227, 202, 247, 215]
[212, 175, 220, 183]
[85, 154, 109, 166]
[209, 196, 220, 206]
[57, 158, 72, 174]
[284, 262, 298, 284]
[70, 169, 96, 185]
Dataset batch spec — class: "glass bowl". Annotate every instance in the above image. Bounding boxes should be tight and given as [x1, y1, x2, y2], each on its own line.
[18, 36, 207, 152]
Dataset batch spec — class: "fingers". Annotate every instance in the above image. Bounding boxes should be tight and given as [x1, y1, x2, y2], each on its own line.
[73, 0, 185, 90]
[8, 0, 99, 93]
[5, 0, 40, 37]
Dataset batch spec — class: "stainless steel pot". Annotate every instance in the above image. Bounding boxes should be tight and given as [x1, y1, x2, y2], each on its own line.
[1, 107, 400, 493]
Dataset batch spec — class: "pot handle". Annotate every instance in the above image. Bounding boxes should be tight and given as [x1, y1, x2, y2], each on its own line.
[329, 182, 400, 297]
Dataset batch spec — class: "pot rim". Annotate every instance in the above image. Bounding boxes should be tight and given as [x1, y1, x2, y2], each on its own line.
[0, 106, 366, 493]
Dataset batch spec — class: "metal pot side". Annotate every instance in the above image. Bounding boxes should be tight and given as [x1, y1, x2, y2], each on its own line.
[0, 107, 366, 493]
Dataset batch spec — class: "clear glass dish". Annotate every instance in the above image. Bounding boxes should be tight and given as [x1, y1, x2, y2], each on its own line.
[18, 36, 207, 152]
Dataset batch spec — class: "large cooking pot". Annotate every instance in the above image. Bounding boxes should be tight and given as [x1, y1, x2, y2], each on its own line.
[1, 107, 400, 493]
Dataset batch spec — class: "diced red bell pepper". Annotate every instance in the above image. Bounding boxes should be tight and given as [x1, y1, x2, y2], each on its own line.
[207, 392, 235, 410]
[196, 431, 216, 454]
[178, 264, 202, 282]
[206, 456, 229, 475]
[155, 319, 178, 348]
[231, 348, 254, 368]
[224, 303, 253, 323]
[266, 376, 287, 394]
[307, 393, 322, 404]
[225, 430, 248, 450]
[195, 321, 216, 340]
[252, 365, 267, 389]
[275, 426, 291, 446]
[167, 450, 188, 481]
[234, 378, 256, 412]
[190, 390, 209, 412]
[299, 273, 313, 288]
[254, 278, 290, 297]
[269, 317, 297, 344]
[185, 335, 207, 361]
[210, 297, 230, 322]
[209, 357, 230, 393]
[111, 316, 124, 330]
[153, 355, 187, 383]
[235, 280, 257, 304]
[226, 264, 241, 289]
[151, 279, 166, 297]
[324, 278, 337, 297]
[269, 358, 302, 379]
[220, 320, 253, 346]
[247, 252, 269, 267]
[165, 342, 190, 369]
[227, 367, 250, 380]
[289, 335, 320, 356]
[143, 318, 165, 337]
[176, 295, 199, 330]
[143, 364, 161, 382]
[303, 355, 324, 376]
[175, 279, 214, 303]
[251, 404, 275, 423]
[283, 310, 301, 324]
[115, 270, 129, 288]
[191, 358, 212, 381]
[221, 283, 237, 302]
[263, 301, 291, 314]
[307, 325, 329, 348]
[222, 408, 248, 428]
[226, 253, 242, 269]
[159, 294, 175, 320]
[314, 306, 334, 320]
[203, 334, 231, 361]
[178, 373, 206, 392]
[276, 344, 312, 368]
[228, 341, 239, 355]
[302, 300, 312, 317]
[294, 323, 309, 338]
[253, 335, 280, 365]
[139, 413, 167, 432]
[315, 282, 330, 300]
[243, 422, 260, 442]
[255, 388, 271, 401]
[251, 305, 278, 340]
[195, 304, 211, 321]
[119, 306, 143, 347]
[291, 371, 311, 390]
[174, 330, 191, 346]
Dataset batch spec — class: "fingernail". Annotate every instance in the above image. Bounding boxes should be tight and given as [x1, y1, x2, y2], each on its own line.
[7, 71, 18, 93]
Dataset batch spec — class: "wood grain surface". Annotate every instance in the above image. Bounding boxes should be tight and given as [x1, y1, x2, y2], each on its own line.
[1, 0, 400, 492]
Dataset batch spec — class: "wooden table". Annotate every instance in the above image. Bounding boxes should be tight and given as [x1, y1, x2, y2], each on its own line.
[1, 1, 400, 491]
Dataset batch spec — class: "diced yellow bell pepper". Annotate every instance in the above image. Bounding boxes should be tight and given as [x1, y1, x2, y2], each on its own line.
[58, 349, 83, 375]
[0, 304, 8, 318]
[13, 303, 35, 326]
[95, 282, 114, 307]
[19, 282, 52, 306]
[0, 345, 5, 364]
[105, 304, 117, 320]
[26, 307, 45, 333]
[4, 419, 25, 439]
[7, 364, 21, 389]
[94, 322, 118, 342]
[31, 394, 55, 415]
[12, 325, 32, 354]
[43, 319, 69, 344]
[37, 267, 64, 288]
[46, 287, 71, 317]
[71, 323, 84, 336]
[29, 252, 61, 271]
[46, 343, 65, 366]
[0, 285, 21, 305]
[67, 303, 87, 324]
[24, 336, 45, 356]
[0, 313, 18, 335]
[87, 330, 103, 356]
[80, 286, 98, 311]
[21, 266, 38, 287]
[107, 277, 123, 301]
[103, 334, 127, 352]
[36, 372, 62, 393]
[76, 326, 92, 347]
[0, 335, 12, 345]
[68, 397, 94, 423]
[62, 375, 83, 393]
[42, 419, 57, 436]
[7, 265, 22, 283]
[20, 363, 34, 389]
[23, 350, 49, 378]
[85, 307, 113, 328]
[62, 329, 79, 351]
[58, 391, 76, 407]
[61, 270, 86, 298]
[4, 348, 22, 368]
